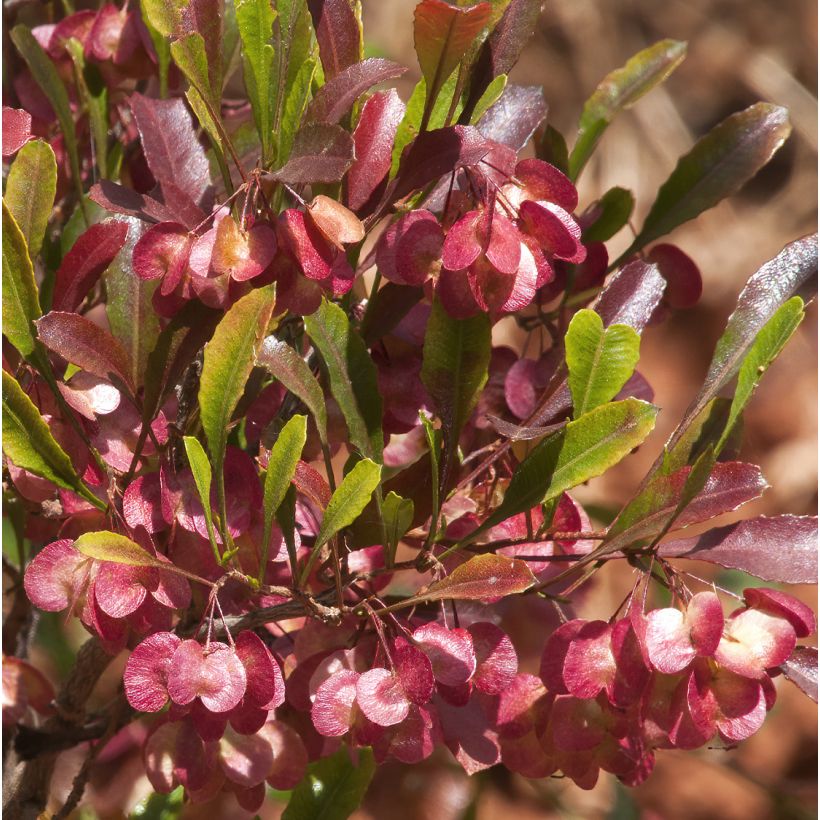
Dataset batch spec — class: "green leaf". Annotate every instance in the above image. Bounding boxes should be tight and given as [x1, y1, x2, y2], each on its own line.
[304, 299, 383, 462]
[469, 73, 507, 124]
[537, 124, 569, 174]
[422, 299, 491, 486]
[569, 39, 687, 180]
[140, 0, 185, 37]
[75, 531, 168, 568]
[4, 140, 57, 260]
[199, 284, 276, 542]
[623, 103, 791, 259]
[262, 414, 307, 578]
[171, 33, 221, 110]
[2, 371, 103, 510]
[455, 399, 657, 549]
[235, 0, 277, 161]
[383, 491, 414, 560]
[283, 747, 375, 820]
[11, 26, 85, 215]
[2, 201, 42, 360]
[718, 296, 804, 451]
[566, 309, 640, 418]
[581, 186, 635, 244]
[182, 436, 221, 563]
[257, 337, 328, 445]
[278, 57, 317, 167]
[661, 397, 731, 475]
[420, 412, 442, 533]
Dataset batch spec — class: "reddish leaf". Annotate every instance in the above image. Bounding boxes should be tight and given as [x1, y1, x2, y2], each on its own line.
[647, 243, 702, 309]
[270, 123, 356, 184]
[3, 106, 33, 156]
[305, 58, 406, 125]
[308, 0, 361, 80]
[36, 311, 135, 393]
[659, 515, 818, 584]
[51, 221, 129, 312]
[475, 0, 541, 85]
[415, 554, 536, 604]
[89, 180, 177, 224]
[347, 90, 406, 211]
[780, 646, 818, 703]
[477, 84, 547, 152]
[592, 259, 666, 331]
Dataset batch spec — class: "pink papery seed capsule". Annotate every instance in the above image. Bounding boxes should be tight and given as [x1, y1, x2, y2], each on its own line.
[166, 640, 248, 713]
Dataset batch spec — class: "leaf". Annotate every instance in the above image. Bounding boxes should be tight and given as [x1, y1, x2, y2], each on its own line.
[307, 0, 362, 80]
[582, 187, 635, 244]
[473, 0, 540, 84]
[283, 747, 375, 820]
[171, 33, 220, 110]
[178, 0, 224, 103]
[383, 491, 414, 559]
[460, 399, 658, 546]
[304, 299, 383, 462]
[422, 299, 491, 487]
[413, 0, 492, 123]
[593, 260, 666, 330]
[569, 39, 687, 180]
[313, 458, 382, 551]
[235, 0, 276, 160]
[469, 73, 507, 124]
[199, 285, 276, 525]
[130, 93, 211, 206]
[141, 0, 186, 36]
[2, 200, 42, 360]
[306, 58, 406, 125]
[35, 312, 136, 395]
[415, 554, 535, 603]
[359, 282, 424, 345]
[277, 57, 318, 166]
[624, 103, 792, 258]
[661, 397, 731, 475]
[257, 337, 328, 445]
[420, 412, 442, 532]
[4, 140, 57, 260]
[270, 123, 356, 184]
[262, 414, 307, 567]
[476, 83, 547, 152]
[182, 436, 219, 556]
[52, 221, 129, 313]
[566, 309, 640, 418]
[74, 531, 167, 568]
[718, 296, 804, 450]
[780, 647, 818, 703]
[658, 515, 818, 585]
[2, 371, 102, 509]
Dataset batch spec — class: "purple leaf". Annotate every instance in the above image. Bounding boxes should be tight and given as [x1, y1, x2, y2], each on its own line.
[36, 311, 135, 393]
[269, 123, 356, 184]
[89, 180, 176, 224]
[51, 221, 129, 312]
[780, 646, 818, 703]
[130, 93, 211, 207]
[178, 0, 224, 103]
[413, 554, 536, 604]
[307, 0, 361, 80]
[659, 515, 818, 584]
[593, 259, 667, 331]
[477, 84, 547, 152]
[305, 58, 406, 125]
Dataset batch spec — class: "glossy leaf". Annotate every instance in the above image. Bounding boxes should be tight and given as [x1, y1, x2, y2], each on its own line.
[2, 371, 102, 509]
[422, 299, 491, 487]
[477, 83, 547, 152]
[582, 187, 635, 243]
[780, 647, 818, 703]
[304, 299, 383, 462]
[178, 0, 224, 103]
[75, 531, 166, 568]
[141, 0, 186, 36]
[282, 747, 375, 820]
[624, 103, 792, 258]
[414, 554, 536, 603]
[469, 73, 507, 125]
[566, 309, 640, 418]
[52, 221, 129, 313]
[270, 123, 356, 184]
[659, 515, 818, 585]
[199, 285, 276, 526]
[171, 33, 220, 111]
[383, 491, 415, 560]
[182, 435, 220, 554]
[257, 337, 328, 445]
[2, 201, 41, 360]
[569, 39, 687, 180]
[4, 140, 57, 260]
[277, 57, 317, 167]
[307, 0, 362, 80]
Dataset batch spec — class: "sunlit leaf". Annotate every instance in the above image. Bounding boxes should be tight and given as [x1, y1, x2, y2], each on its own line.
[383, 491, 414, 562]
[581, 187, 635, 244]
[780, 647, 818, 703]
[270, 123, 356, 184]
[182, 436, 220, 558]
[307, 0, 362, 80]
[414, 554, 536, 603]
[75, 531, 167, 568]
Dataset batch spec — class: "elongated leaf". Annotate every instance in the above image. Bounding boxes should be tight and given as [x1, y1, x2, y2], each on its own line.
[566, 309, 640, 418]
[75, 531, 166, 568]
[270, 123, 356, 184]
[306, 58, 406, 125]
[257, 337, 328, 445]
[582, 187, 635, 243]
[422, 299, 491, 486]
[262, 414, 307, 567]
[469, 73, 507, 125]
[661, 397, 731, 475]
[2, 201, 41, 359]
[383, 491, 414, 559]
[624, 103, 791, 258]
[307, 0, 362, 80]
[171, 33, 220, 110]
[569, 39, 687, 180]
[414, 554, 535, 603]
[2, 371, 102, 509]
[36, 312, 136, 394]
[781, 647, 818, 703]
[420, 412, 441, 533]
[477, 83, 547, 152]
[283, 747, 375, 820]
[235, 0, 276, 159]
[182, 435, 220, 556]
[178, 0, 224, 102]
[304, 299, 383, 462]
[414, 0, 491, 122]
[141, 0, 186, 36]
[460, 399, 658, 546]
[5, 140, 56, 260]
[277, 56, 317, 166]
[718, 296, 804, 450]
[52, 221, 129, 313]
[199, 285, 276, 501]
